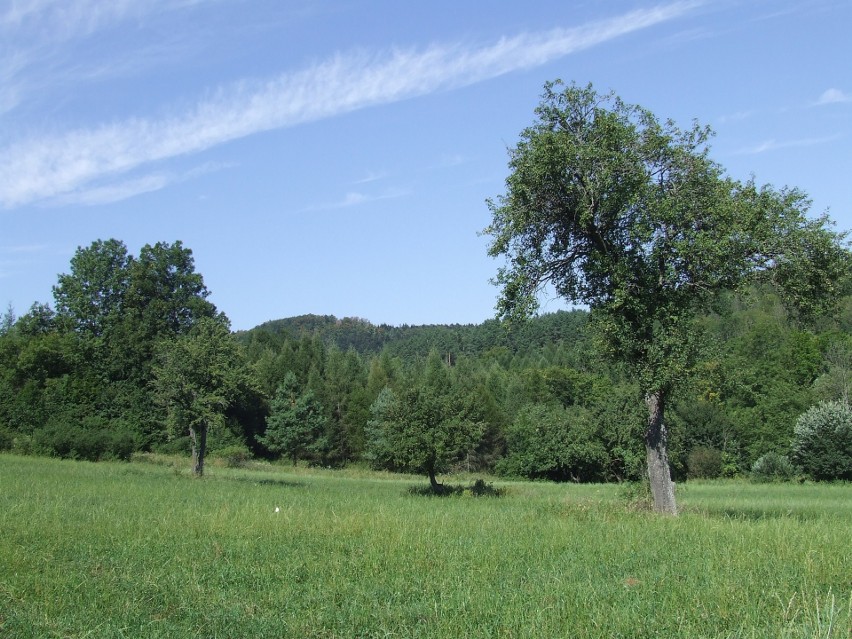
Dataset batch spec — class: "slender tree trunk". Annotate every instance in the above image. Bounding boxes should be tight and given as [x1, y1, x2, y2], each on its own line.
[191, 424, 208, 477]
[645, 391, 677, 515]
[189, 427, 199, 474]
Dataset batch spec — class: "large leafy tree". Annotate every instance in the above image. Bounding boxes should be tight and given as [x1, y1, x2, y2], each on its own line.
[124, 241, 217, 338]
[53, 239, 132, 338]
[485, 81, 848, 513]
[50, 239, 220, 447]
[153, 317, 250, 476]
[54, 239, 216, 349]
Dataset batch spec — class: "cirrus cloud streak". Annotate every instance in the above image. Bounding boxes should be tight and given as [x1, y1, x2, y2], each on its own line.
[0, 2, 698, 208]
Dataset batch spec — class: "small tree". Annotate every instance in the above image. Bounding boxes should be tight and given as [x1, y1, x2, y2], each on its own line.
[813, 337, 852, 405]
[485, 81, 848, 513]
[366, 352, 484, 491]
[791, 400, 852, 480]
[257, 371, 326, 465]
[153, 317, 247, 476]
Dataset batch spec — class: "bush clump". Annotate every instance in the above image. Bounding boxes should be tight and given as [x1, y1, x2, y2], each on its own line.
[687, 446, 724, 479]
[791, 400, 852, 481]
[31, 421, 136, 461]
[212, 444, 253, 468]
[751, 452, 796, 482]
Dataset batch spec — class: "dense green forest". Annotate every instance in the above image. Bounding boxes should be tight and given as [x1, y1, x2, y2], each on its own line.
[1, 238, 851, 482]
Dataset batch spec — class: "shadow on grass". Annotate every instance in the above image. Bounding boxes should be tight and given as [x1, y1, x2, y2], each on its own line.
[407, 479, 506, 498]
[690, 507, 824, 522]
[224, 476, 306, 489]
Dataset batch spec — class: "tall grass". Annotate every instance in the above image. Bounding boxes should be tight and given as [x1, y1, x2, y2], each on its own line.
[0, 454, 849, 638]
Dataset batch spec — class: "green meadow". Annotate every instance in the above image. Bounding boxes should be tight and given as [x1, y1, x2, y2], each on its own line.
[0, 454, 849, 638]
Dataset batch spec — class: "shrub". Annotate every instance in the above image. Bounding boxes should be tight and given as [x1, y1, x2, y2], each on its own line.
[687, 446, 724, 479]
[31, 421, 135, 461]
[468, 479, 505, 497]
[751, 452, 796, 482]
[791, 400, 852, 481]
[212, 444, 253, 468]
[152, 435, 192, 455]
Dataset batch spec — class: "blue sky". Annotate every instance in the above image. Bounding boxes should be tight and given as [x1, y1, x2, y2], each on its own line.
[1, 0, 850, 331]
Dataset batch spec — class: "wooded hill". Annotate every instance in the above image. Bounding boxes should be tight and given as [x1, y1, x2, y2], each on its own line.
[236, 289, 852, 481]
[243, 310, 590, 361]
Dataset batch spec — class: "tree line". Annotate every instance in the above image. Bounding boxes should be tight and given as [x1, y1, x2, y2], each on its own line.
[2, 82, 850, 506]
[1, 238, 849, 485]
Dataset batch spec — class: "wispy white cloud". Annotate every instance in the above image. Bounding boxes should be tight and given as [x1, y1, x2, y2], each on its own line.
[0, 0, 208, 40]
[48, 161, 232, 207]
[716, 109, 756, 124]
[733, 134, 843, 155]
[307, 188, 409, 212]
[0, 0, 214, 116]
[815, 88, 852, 105]
[0, 1, 699, 208]
[351, 170, 390, 185]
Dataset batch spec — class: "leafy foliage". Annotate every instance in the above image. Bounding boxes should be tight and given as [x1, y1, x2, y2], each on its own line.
[687, 446, 724, 479]
[497, 404, 607, 482]
[0, 228, 848, 488]
[791, 400, 852, 480]
[152, 318, 252, 476]
[751, 452, 797, 483]
[483, 80, 849, 513]
[365, 351, 485, 489]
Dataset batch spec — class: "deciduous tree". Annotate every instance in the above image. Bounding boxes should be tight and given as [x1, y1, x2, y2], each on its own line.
[153, 317, 248, 476]
[485, 81, 848, 513]
[366, 351, 484, 491]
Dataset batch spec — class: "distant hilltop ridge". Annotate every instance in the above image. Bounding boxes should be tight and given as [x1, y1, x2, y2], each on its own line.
[236, 310, 591, 359]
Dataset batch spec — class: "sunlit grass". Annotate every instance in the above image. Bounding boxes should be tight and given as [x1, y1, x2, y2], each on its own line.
[0, 454, 849, 638]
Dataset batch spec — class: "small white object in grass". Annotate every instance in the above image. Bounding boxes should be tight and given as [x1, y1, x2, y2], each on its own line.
[274, 507, 280, 513]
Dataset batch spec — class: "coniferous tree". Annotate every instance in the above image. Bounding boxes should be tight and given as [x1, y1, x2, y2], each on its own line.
[258, 371, 326, 465]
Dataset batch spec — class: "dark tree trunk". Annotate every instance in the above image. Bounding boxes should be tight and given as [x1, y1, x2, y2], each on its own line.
[428, 468, 442, 493]
[645, 391, 677, 515]
[190, 424, 208, 477]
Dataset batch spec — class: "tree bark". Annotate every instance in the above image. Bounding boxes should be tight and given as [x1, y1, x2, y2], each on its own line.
[645, 391, 677, 515]
[191, 424, 208, 477]
[189, 427, 199, 474]
[428, 468, 442, 493]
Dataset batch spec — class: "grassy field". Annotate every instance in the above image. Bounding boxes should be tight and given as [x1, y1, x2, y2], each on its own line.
[0, 454, 849, 638]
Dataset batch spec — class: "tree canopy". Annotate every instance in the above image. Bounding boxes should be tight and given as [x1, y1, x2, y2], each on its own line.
[485, 81, 849, 513]
[153, 316, 251, 476]
[366, 351, 485, 491]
